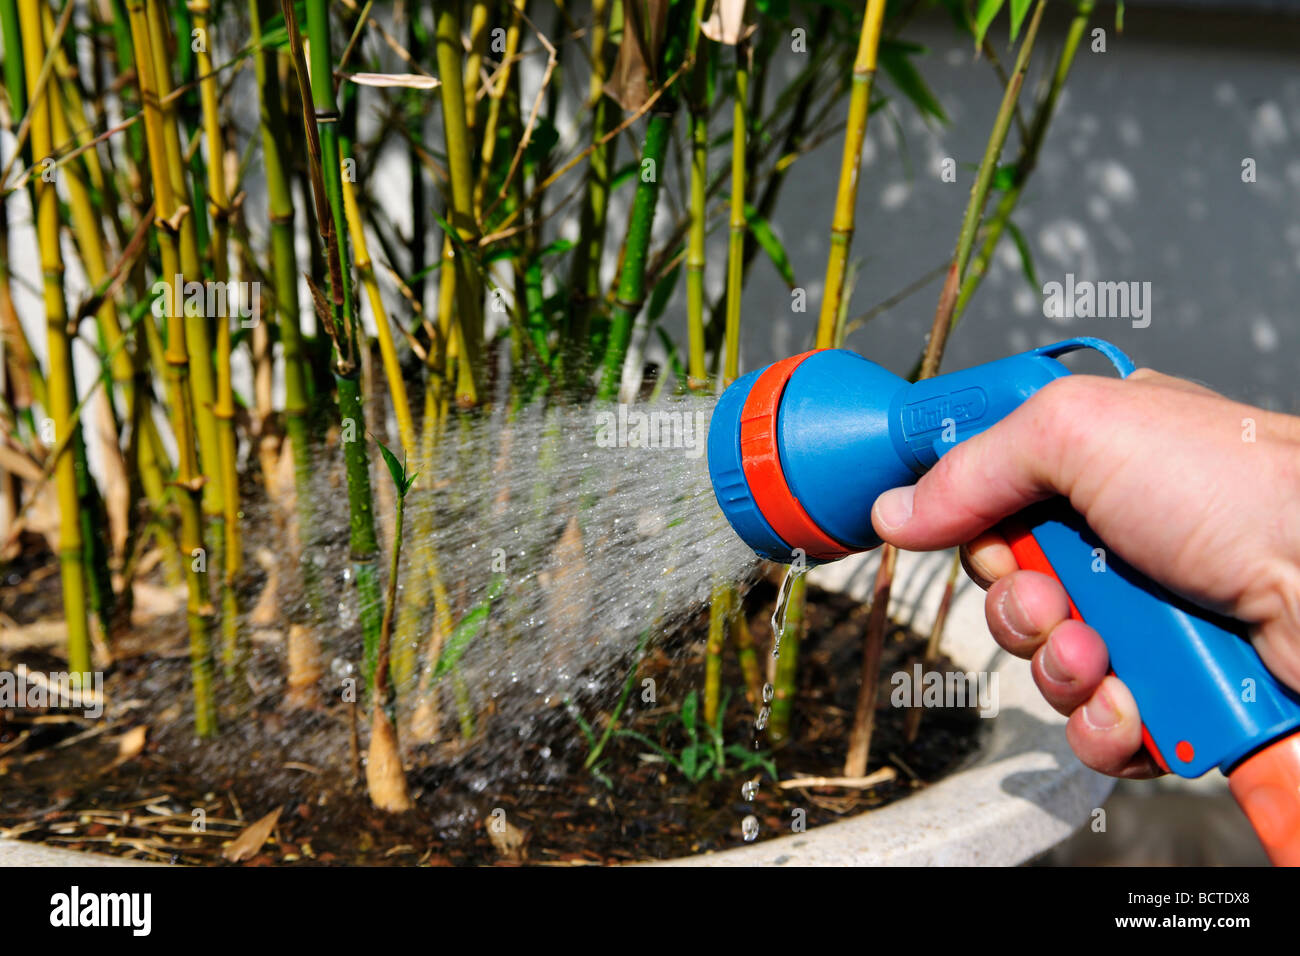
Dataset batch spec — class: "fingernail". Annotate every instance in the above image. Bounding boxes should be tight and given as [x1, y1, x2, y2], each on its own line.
[875, 486, 914, 532]
[999, 584, 1034, 640]
[1082, 686, 1122, 730]
[1040, 636, 1069, 684]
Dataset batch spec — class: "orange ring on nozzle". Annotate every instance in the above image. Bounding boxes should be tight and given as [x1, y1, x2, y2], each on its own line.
[739, 351, 853, 562]
[1229, 732, 1300, 866]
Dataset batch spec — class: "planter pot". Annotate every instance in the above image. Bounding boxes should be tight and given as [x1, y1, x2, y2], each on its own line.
[659, 548, 1116, 867]
[0, 549, 1113, 868]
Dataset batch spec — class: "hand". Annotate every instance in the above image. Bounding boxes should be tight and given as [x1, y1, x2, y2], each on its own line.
[870, 369, 1300, 778]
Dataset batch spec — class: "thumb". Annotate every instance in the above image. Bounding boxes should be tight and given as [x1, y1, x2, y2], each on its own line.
[870, 377, 1084, 550]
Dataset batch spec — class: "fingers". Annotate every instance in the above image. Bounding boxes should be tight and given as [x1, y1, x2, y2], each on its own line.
[1066, 676, 1164, 779]
[960, 530, 1017, 589]
[983, 571, 1161, 778]
[985, 571, 1072, 658]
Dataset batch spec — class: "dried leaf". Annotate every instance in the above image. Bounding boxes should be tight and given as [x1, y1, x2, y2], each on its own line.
[113, 725, 147, 764]
[347, 72, 440, 90]
[222, 806, 282, 862]
[605, 0, 670, 111]
[700, 0, 755, 45]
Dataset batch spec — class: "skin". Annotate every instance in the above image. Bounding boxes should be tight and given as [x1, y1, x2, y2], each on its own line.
[870, 369, 1300, 779]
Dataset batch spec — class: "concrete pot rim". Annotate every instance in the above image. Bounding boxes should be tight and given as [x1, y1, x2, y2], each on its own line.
[656, 549, 1115, 866]
[0, 550, 1113, 868]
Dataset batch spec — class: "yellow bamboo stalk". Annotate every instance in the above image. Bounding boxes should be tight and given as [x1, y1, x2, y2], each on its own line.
[341, 170, 416, 459]
[144, 0, 225, 530]
[815, 0, 887, 348]
[190, 0, 244, 679]
[125, 0, 217, 735]
[18, 0, 89, 675]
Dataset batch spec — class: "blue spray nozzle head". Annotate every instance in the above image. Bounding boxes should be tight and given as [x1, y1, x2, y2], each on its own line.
[707, 337, 1135, 564]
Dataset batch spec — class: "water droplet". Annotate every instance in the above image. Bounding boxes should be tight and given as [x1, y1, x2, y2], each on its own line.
[741, 780, 758, 801]
[741, 815, 759, 842]
[762, 683, 774, 703]
[755, 706, 770, 731]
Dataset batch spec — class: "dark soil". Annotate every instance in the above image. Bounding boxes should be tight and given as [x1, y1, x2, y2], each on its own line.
[1, 549, 982, 866]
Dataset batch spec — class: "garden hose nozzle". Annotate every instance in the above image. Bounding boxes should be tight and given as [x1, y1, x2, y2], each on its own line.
[707, 336, 1300, 866]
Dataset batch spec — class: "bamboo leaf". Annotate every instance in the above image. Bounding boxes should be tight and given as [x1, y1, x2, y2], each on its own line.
[1003, 219, 1040, 291]
[432, 575, 507, 681]
[878, 41, 946, 124]
[1009, 0, 1032, 42]
[973, 0, 1006, 49]
[375, 439, 415, 496]
[743, 202, 796, 287]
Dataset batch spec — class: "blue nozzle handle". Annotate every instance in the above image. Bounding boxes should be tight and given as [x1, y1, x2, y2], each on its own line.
[1006, 502, 1300, 778]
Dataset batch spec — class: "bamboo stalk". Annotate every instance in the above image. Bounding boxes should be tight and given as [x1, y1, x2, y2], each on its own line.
[285, 0, 386, 677]
[905, 550, 961, 744]
[731, 599, 763, 712]
[951, 0, 1093, 326]
[815, 0, 887, 349]
[843, 543, 895, 776]
[703, 583, 728, 725]
[341, 172, 416, 458]
[565, 0, 615, 384]
[143, 0, 226, 535]
[462, 0, 491, 127]
[189, 0, 245, 684]
[843, 0, 1047, 776]
[723, 39, 749, 386]
[125, 0, 216, 735]
[247, 0, 321, 639]
[367, 455, 413, 812]
[17, 0, 90, 676]
[434, 0, 485, 407]
[919, 0, 1045, 380]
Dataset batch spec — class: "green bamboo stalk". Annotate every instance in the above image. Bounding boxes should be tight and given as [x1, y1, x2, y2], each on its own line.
[596, 0, 690, 401]
[286, 0, 385, 675]
[919, 0, 1045, 380]
[125, 0, 216, 735]
[17, 0, 90, 676]
[434, 0, 485, 407]
[951, 0, 1093, 325]
[565, 0, 616, 384]
[815, 0, 887, 349]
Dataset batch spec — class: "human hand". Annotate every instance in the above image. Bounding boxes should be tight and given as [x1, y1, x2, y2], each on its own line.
[870, 369, 1300, 778]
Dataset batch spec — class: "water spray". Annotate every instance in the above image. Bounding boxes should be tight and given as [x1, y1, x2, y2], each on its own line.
[708, 336, 1300, 865]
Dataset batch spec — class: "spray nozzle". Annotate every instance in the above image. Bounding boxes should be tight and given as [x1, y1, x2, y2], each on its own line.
[706, 337, 1135, 564]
